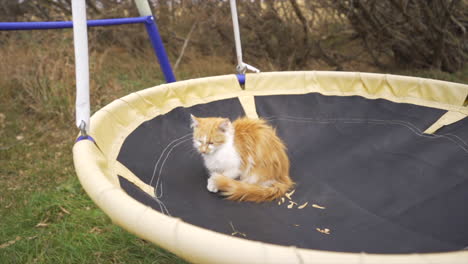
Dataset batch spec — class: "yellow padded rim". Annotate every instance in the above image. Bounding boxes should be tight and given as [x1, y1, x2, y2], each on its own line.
[74, 71, 468, 264]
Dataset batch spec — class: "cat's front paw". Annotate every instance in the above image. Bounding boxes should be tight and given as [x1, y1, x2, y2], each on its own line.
[207, 177, 218, 193]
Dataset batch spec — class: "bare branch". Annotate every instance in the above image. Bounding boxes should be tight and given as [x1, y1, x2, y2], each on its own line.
[173, 22, 198, 72]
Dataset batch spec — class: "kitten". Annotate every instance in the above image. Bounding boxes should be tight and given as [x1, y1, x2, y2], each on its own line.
[190, 115, 294, 202]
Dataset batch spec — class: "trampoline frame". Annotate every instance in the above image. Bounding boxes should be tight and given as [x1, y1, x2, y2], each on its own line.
[74, 71, 468, 264]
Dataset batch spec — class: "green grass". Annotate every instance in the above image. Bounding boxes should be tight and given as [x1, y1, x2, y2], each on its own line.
[0, 30, 190, 263]
[0, 109, 187, 263]
[0, 180, 184, 263]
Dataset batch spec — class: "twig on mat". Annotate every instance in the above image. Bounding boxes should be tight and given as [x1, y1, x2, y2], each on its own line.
[229, 221, 247, 237]
[312, 204, 326, 210]
[316, 227, 331, 235]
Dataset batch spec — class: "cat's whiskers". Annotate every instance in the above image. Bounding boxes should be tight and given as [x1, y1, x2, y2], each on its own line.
[188, 148, 200, 158]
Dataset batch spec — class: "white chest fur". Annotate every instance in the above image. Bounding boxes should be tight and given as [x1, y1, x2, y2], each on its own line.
[203, 136, 241, 179]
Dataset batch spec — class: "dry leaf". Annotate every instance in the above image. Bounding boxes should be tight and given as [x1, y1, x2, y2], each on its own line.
[298, 202, 308, 209]
[287, 201, 298, 209]
[285, 189, 295, 200]
[316, 228, 331, 235]
[312, 204, 326, 209]
[59, 206, 70, 215]
[0, 236, 21, 249]
[89, 227, 104, 234]
[35, 222, 49, 228]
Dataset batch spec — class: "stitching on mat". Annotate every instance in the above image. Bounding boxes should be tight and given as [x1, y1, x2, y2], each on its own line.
[149, 133, 193, 215]
[264, 116, 468, 153]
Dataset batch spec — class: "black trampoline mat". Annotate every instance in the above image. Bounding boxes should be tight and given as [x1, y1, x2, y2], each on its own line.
[117, 93, 468, 253]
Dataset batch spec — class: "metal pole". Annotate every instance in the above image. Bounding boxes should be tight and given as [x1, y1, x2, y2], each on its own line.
[229, 0, 244, 73]
[144, 16, 176, 83]
[229, 0, 260, 74]
[0, 17, 150, 31]
[135, 0, 176, 83]
[71, 0, 90, 134]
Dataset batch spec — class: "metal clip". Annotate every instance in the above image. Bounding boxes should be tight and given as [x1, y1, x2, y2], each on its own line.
[236, 64, 247, 75]
[79, 120, 88, 137]
[236, 62, 260, 75]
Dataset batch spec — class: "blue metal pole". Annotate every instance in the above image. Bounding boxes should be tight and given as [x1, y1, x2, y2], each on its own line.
[143, 16, 176, 83]
[0, 16, 149, 31]
[0, 15, 176, 83]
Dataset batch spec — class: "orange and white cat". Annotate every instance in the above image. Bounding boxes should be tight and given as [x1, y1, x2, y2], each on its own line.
[190, 115, 294, 202]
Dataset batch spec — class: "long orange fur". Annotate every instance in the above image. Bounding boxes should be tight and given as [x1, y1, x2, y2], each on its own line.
[192, 116, 294, 202]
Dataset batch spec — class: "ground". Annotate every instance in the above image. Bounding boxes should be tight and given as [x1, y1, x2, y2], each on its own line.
[0, 29, 467, 263]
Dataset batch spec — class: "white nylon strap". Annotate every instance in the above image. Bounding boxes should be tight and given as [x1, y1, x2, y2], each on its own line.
[72, 0, 90, 134]
[229, 0, 260, 74]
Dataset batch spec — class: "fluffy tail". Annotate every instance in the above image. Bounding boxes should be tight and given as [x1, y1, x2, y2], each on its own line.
[215, 175, 292, 202]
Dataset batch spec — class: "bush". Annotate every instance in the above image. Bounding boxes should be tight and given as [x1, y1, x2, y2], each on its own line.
[330, 0, 468, 72]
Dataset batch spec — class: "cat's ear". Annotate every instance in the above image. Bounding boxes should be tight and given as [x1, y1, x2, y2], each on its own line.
[219, 118, 231, 132]
[190, 114, 198, 128]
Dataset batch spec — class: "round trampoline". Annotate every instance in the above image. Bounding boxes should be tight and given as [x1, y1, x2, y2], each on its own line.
[73, 71, 468, 263]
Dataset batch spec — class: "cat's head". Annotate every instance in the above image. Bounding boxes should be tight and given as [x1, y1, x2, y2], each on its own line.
[190, 114, 233, 155]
